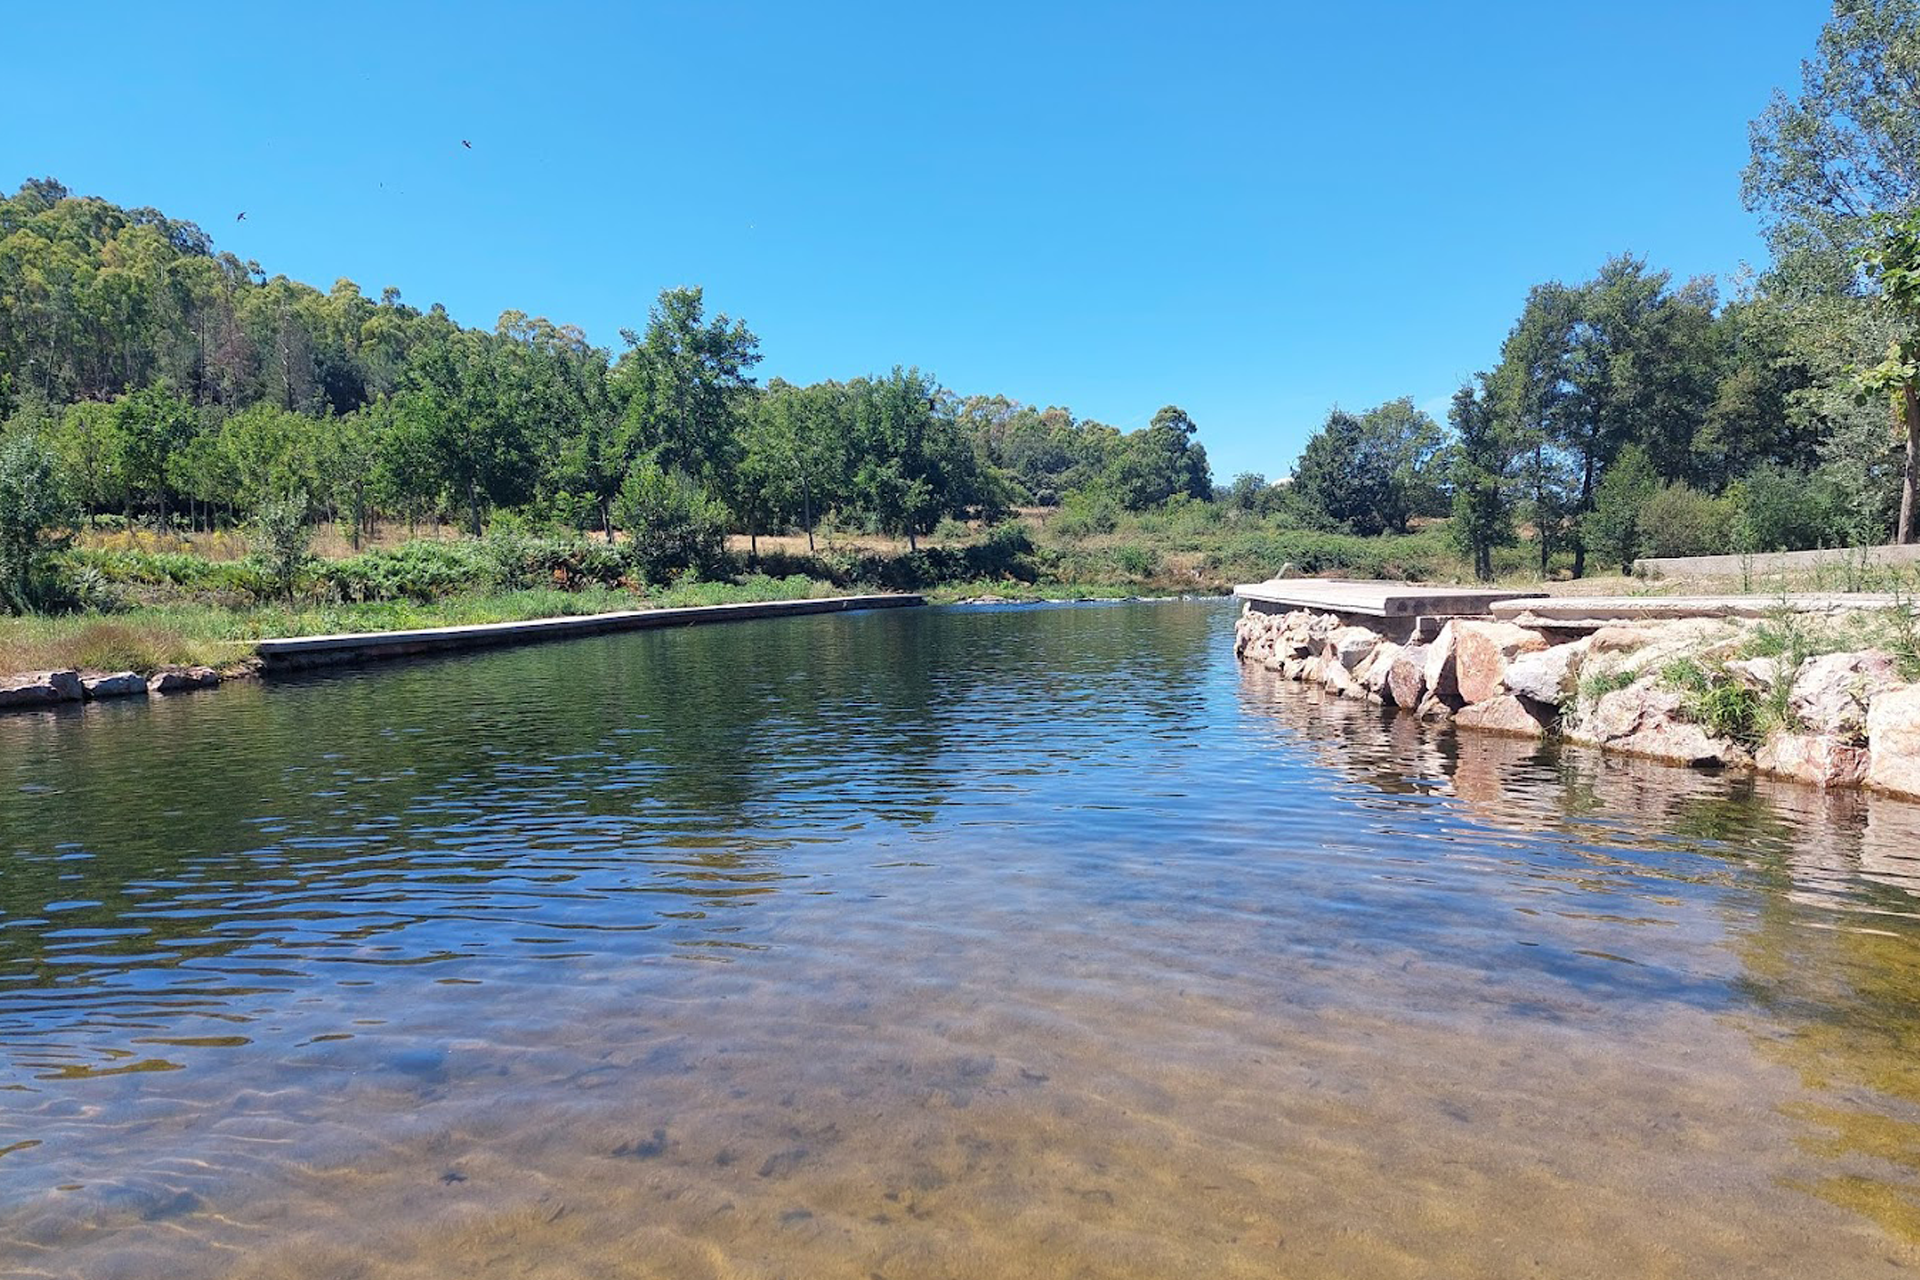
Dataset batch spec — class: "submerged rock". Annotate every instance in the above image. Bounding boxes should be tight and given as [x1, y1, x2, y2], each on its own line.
[1568, 682, 1749, 769]
[1387, 643, 1429, 709]
[81, 671, 147, 700]
[1756, 732, 1872, 789]
[1422, 623, 1463, 707]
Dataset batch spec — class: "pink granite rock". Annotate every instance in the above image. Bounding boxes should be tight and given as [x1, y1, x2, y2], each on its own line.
[1453, 621, 1550, 706]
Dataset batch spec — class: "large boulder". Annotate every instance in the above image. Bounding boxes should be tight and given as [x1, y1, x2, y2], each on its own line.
[1756, 733, 1872, 789]
[1387, 642, 1429, 709]
[1421, 622, 1464, 707]
[1868, 687, 1920, 800]
[1357, 640, 1402, 701]
[1567, 682, 1749, 768]
[81, 671, 148, 700]
[1453, 621, 1550, 706]
[0, 670, 83, 709]
[1788, 651, 1904, 742]
[148, 666, 221, 695]
[1454, 694, 1553, 738]
[1501, 639, 1588, 707]
[1323, 626, 1379, 672]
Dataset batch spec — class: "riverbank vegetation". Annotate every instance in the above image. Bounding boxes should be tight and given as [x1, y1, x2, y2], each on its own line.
[2, 2, 1918, 657]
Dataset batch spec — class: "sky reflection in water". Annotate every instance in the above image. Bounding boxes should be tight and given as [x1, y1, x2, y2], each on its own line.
[2, 600, 1920, 1278]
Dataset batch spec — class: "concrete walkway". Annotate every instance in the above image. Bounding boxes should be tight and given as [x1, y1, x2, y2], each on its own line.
[1234, 579, 1546, 639]
[1234, 579, 1546, 618]
[1492, 594, 1905, 628]
[257, 594, 924, 670]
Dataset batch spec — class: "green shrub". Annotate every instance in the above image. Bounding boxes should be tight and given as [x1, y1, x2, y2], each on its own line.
[1112, 544, 1158, 578]
[252, 490, 312, 604]
[1727, 465, 1851, 553]
[1637, 485, 1733, 559]
[1053, 488, 1120, 540]
[0, 432, 77, 614]
[614, 461, 728, 585]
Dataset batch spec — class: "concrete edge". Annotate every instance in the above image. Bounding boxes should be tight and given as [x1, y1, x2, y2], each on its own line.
[256, 594, 925, 670]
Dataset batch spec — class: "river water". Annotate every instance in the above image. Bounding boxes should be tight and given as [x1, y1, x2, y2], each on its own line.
[3, 600, 1920, 1278]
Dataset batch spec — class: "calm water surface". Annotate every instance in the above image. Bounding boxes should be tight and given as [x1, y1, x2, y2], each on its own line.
[4, 600, 1920, 1278]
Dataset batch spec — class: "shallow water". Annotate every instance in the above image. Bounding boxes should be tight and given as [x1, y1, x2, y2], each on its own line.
[4, 599, 1920, 1278]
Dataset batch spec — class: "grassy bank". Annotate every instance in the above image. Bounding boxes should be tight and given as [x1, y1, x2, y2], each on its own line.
[0, 575, 848, 676]
[20, 503, 1914, 680]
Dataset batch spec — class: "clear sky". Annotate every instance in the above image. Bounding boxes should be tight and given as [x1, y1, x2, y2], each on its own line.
[2, 1, 1829, 480]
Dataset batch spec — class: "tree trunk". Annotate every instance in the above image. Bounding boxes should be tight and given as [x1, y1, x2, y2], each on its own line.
[467, 477, 483, 538]
[802, 474, 815, 553]
[601, 500, 615, 544]
[1901, 383, 1920, 545]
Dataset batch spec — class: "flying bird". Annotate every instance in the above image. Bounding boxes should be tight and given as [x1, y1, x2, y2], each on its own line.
[235, 211, 246, 221]
[462, 139, 472, 149]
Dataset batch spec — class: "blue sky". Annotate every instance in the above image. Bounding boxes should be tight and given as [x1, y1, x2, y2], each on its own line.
[3, 1, 1827, 479]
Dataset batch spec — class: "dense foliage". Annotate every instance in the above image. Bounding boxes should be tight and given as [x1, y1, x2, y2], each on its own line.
[0, 177, 1219, 613]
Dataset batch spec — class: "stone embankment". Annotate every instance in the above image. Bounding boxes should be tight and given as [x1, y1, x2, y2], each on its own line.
[0, 665, 228, 710]
[1234, 605, 1920, 802]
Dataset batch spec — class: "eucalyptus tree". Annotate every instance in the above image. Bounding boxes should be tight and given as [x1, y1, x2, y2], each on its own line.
[613, 287, 761, 496]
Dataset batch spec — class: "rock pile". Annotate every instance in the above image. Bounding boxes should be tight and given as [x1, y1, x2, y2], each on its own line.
[1234, 605, 1920, 801]
[0, 666, 222, 710]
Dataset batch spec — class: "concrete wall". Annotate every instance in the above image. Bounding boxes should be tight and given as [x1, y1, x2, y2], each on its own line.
[1635, 543, 1920, 580]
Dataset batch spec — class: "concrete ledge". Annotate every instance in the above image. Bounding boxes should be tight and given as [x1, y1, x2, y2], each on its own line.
[1492, 594, 1903, 629]
[257, 594, 924, 670]
[1234, 579, 1546, 619]
[1634, 543, 1920, 579]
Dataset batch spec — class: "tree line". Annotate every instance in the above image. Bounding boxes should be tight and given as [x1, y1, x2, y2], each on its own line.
[1282, 0, 1920, 577]
[0, 176, 1212, 566]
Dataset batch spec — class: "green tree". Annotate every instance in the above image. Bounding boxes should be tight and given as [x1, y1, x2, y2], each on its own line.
[252, 488, 311, 604]
[1582, 443, 1659, 574]
[613, 456, 729, 583]
[1744, 0, 1920, 262]
[1109, 405, 1212, 510]
[0, 430, 77, 613]
[1447, 381, 1516, 581]
[613, 287, 761, 494]
[1290, 398, 1443, 535]
[1855, 209, 1920, 542]
[107, 383, 199, 525]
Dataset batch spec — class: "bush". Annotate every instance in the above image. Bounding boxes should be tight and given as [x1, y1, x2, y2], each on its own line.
[252, 491, 312, 603]
[0, 432, 77, 614]
[613, 461, 729, 585]
[1727, 465, 1851, 553]
[1052, 488, 1120, 540]
[1637, 484, 1732, 559]
[317, 541, 493, 603]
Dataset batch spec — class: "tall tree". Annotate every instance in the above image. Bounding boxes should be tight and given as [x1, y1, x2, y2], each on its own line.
[1447, 380, 1516, 581]
[613, 287, 760, 495]
[1744, 0, 1920, 262]
[1856, 209, 1920, 542]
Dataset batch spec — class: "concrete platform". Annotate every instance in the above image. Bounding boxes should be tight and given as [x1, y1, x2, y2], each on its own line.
[1492, 594, 1904, 629]
[1234, 579, 1548, 641]
[1234, 579, 1546, 618]
[258, 594, 924, 670]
